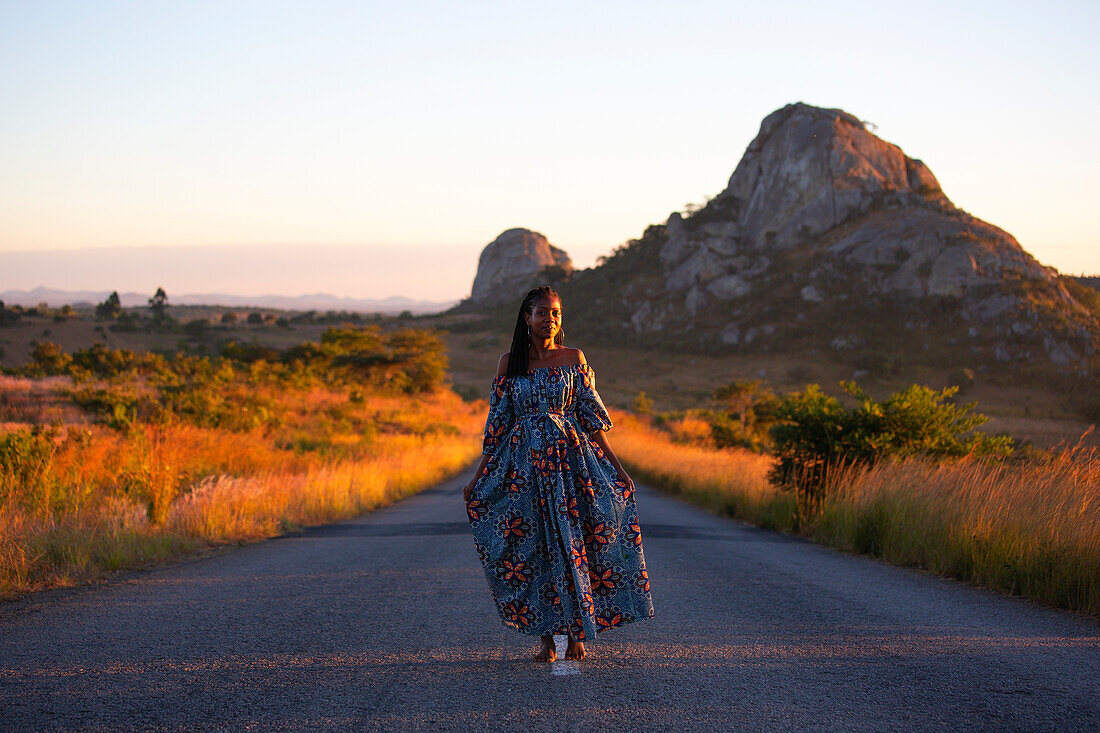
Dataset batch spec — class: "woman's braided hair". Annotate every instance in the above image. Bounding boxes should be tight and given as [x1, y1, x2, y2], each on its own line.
[506, 286, 565, 378]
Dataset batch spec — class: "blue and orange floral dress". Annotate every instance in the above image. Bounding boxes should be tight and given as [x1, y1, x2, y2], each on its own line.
[466, 362, 654, 640]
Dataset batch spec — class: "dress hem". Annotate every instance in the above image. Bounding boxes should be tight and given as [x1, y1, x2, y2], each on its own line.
[495, 610, 655, 641]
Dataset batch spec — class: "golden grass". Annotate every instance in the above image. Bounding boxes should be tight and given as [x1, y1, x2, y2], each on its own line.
[610, 410, 1100, 617]
[166, 433, 477, 543]
[0, 387, 482, 599]
[815, 447, 1100, 615]
[609, 411, 792, 530]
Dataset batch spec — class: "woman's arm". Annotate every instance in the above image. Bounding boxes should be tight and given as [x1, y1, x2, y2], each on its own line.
[463, 353, 511, 501]
[463, 454, 493, 502]
[591, 428, 634, 490]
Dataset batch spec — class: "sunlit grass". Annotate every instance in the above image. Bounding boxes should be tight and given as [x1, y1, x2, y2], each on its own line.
[0, 384, 482, 598]
[815, 446, 1100, 615]
[610, 411, 792, 530]
[167, 433, 478, 543]
[611, 410, 1100, 616]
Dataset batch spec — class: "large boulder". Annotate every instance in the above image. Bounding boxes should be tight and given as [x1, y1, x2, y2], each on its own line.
[470, 228, 572, 304]
[722, 102, 950, 250]
[585, 101, 1098, 371]
[658, 102, 1057, 308]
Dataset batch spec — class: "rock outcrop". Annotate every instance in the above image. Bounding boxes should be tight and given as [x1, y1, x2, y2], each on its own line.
[659, 102, 1056, 309]
[554, 102, 1098, 373]
[470, 228, 572, 304]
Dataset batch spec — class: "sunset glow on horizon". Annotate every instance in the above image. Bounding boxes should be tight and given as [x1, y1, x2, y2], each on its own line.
[2, 0, 1098, 300]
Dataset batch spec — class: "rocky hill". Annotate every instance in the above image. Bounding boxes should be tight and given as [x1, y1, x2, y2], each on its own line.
[469, 228, 572, 305]
[550, 102, 1097, 377]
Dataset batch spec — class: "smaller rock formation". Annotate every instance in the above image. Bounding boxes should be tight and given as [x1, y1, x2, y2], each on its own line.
[470, 228, 572, 304]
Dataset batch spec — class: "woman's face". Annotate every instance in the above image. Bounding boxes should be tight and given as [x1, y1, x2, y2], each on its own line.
[525, 296, 562, 342]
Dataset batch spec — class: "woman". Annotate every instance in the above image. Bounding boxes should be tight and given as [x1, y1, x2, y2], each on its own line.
[463, 286, 654, 662]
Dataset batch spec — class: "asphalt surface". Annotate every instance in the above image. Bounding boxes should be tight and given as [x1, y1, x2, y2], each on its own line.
[1, 466, 1098, 732]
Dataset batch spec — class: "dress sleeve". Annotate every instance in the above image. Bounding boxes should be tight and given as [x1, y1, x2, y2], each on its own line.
[573, 364, 613, 434]
[482, 375, 514, 455]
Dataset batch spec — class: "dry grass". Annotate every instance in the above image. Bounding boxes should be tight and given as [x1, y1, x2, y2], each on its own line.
[609, 411, 791, 530]
[0, 375, 86, 425]
[814, 444, 1100, 615]
[0, 387, 482, 599]
[609, 411, 1100, 617]
[166, 433, 476, 543]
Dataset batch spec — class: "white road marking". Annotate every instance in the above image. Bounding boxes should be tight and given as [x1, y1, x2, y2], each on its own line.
[551, 634, 580, 676]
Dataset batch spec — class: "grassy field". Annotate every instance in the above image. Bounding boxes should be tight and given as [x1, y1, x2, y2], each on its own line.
[609, 410, 1100, 618]
[0, 324, 483, 599]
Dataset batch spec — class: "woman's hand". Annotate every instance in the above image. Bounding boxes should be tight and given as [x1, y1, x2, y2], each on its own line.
[465, 453, 492, 503]
[615, 465, 635, 492]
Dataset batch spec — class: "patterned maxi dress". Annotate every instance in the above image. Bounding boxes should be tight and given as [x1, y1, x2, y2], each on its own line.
[466, 363, 654, 640]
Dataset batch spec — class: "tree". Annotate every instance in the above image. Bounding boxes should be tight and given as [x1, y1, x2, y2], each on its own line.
[96, 291, 122, 320]
[710, 380, 776, 452]
[30, 342, 72, 375]
[148, 287, 169, 323]
[0, 300, 19, 327]
[714, 379, 763, 431]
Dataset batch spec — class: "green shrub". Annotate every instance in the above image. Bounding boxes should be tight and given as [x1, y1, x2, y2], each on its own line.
[709, 412, 770, 452]
[30, 342, 72, 375]
[632, 391, 654, 414]
[71, 343, 157, 377]
[69, 386, 150, 430]
[711, 380, 775, 451]
[0, 427, 58, 509]
[769, 381, 1012, 505]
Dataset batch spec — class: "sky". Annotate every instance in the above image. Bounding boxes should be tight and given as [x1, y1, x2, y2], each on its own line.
[1, 0, 1098, 301]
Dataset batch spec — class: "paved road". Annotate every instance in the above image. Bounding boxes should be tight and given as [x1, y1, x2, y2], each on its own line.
[2, 466, 1098, 731]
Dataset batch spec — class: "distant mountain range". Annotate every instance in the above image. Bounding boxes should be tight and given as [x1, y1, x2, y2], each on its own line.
[0, 287, 456, 314]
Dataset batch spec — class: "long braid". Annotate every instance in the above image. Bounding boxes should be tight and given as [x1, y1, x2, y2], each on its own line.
[506, 286, 565, 378]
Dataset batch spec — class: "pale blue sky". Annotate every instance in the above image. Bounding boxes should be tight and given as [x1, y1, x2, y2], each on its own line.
[1, 0, 1098, 300]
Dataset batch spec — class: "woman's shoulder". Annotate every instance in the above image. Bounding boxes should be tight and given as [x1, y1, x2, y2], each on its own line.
[494, 348, 589, 377]
[562, 347, 588, 368]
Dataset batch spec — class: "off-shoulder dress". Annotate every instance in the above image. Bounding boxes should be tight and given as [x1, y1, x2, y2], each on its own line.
[466, 363, 654, 640]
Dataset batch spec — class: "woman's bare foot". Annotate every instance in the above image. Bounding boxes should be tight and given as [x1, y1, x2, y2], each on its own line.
[565, 636, 585, 660]
[535, 635, 556, 662]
